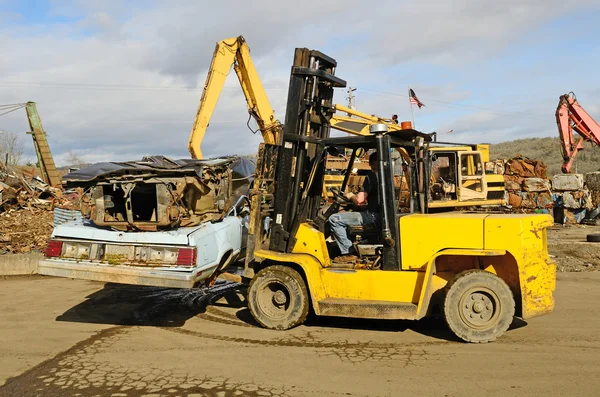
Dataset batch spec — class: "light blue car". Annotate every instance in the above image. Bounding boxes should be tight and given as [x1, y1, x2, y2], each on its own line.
[39, 156, 253, 289]
[39, 209, 246, 289]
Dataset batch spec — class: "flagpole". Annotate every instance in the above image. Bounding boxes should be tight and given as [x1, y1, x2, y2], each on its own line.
[408, 85, 415, 128]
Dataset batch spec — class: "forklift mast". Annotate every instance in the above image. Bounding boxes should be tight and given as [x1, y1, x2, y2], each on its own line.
[268, 49, 346, 253]
[243, 48, 345, 276]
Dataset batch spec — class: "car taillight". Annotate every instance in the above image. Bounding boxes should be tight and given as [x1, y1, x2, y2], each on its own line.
[176, 247, 197, 267]
[44, 240, 63, 257]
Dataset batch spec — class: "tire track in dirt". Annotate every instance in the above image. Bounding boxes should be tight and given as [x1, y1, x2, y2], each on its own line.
[1, 281, 447, 396]
[0, 325, 289, 397]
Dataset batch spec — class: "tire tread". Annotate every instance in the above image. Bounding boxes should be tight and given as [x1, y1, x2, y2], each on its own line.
[443, 269, 515, 343]
[248, 265, 309, 330]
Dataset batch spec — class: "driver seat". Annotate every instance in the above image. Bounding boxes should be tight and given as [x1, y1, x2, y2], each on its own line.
[350, 224, 382, 259]
[348, 224, 379, 244]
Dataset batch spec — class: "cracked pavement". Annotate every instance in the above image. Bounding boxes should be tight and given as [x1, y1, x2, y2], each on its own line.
[1, 272, 599, 396]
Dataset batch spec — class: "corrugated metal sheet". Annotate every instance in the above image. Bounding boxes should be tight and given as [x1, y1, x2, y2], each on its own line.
[54, 208, 84, 227]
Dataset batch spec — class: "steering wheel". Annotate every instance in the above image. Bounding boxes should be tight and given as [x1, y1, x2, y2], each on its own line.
[316, 187, 352, 230]
[330, 187, 353, 204]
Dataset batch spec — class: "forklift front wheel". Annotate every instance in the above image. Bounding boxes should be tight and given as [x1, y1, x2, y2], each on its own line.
[443, 270, 515, 343]
[248, 265, 309, 330]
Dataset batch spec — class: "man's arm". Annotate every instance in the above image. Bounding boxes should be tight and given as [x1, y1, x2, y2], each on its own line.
[345, 191, 368, 206]
[345, 172, 373, 206]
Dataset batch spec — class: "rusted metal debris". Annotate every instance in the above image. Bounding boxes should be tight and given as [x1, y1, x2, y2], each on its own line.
[0, 161, 72, 254]
[1, 154, 254, 253]
[496, 156, 600, 224]
[504, 156, 548, 179]
[0, 161, 71, 213]
[62, 155, 254, 232]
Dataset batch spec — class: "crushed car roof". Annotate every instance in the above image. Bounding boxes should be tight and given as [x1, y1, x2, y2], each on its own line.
[62, 155, 255, 185]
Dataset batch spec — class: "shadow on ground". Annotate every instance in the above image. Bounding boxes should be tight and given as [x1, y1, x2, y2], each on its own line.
[56, 281, 245, 327]
[57, 281, 528, 342]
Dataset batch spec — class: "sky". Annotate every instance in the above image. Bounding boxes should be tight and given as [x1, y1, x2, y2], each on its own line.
[1, 0, 600, 166]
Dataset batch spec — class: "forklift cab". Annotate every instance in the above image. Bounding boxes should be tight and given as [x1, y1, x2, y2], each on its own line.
[300, 125, 433, 272]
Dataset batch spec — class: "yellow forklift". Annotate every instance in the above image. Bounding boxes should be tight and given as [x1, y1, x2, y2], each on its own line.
[242, 47, 555, 343]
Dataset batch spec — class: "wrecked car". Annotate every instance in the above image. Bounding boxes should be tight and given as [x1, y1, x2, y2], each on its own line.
[38, 156, 255, 289]
[64, 155, 254, 231]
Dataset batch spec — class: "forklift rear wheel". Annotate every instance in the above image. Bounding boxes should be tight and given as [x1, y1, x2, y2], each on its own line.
[443, 270, 515, 343]
[248, 265, 309, 330]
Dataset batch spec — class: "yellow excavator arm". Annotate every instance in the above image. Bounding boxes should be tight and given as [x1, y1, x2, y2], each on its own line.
[330, 104, 403, 136]
[330, 104, 412, 161]
[187, 36, 281, 159]
[188, 35, 409, 160]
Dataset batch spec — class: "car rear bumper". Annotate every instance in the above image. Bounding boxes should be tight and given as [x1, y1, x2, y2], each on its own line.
[38, 259, 213, 289]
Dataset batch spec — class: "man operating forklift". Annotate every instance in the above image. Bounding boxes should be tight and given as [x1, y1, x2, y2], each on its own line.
[329, 151, 381, 262]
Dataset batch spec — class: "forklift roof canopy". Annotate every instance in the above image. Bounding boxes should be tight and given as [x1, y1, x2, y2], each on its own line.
[283, 128, 432, 152]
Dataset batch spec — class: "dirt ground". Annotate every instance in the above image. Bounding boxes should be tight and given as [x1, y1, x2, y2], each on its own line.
[0, 273, 599, 397]
[547, 224, 600, 272]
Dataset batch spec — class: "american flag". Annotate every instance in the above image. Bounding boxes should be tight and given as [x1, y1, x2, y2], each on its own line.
[409, 88, 425, 108]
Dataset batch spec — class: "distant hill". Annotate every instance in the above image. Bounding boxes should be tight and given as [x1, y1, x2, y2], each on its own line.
[489, 137, 600, 176]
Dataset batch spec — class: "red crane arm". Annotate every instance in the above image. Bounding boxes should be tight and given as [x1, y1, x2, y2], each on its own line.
[556, 92, 600, 173]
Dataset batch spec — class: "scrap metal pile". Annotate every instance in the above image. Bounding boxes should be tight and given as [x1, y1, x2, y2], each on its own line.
[501, 156, 553, 211]
[499, 156, 600, 224]
[0, 162, 72, 254]
[0, 155, 254, 253]
[62, 155, 254, 232]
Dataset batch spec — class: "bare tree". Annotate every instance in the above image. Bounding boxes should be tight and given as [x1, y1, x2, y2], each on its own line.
[0, 130, 24, 167]
[65, 151, 85, 167]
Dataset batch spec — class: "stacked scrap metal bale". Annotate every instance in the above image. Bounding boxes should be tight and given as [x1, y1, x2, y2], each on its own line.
[499, 156, 600, 224]
[586, 172, 600, 209]
[503, 157, 553, 213]
[551, 174, 593, 224]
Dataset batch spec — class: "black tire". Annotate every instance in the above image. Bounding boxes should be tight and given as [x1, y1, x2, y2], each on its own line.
[443, 270, 515, 343]
[247, 265, 309, 330]
[587, 233, 600, 243]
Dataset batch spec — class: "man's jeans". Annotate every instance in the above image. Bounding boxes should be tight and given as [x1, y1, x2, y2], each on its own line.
[329, 211, 379, 255]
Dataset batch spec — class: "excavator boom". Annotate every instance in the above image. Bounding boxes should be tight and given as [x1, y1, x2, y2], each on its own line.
[188, 36, 417, 160]
[187, 36, 280, 159]
[188, 36, 408, 160]
[330, 104, 403, 136]
[556, 92, 600, 173]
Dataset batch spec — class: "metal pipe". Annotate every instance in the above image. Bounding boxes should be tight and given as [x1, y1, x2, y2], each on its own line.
[372, 124, 394, 247]
[409, 163, 416, 213]
[289, 147, 304, 228]
[415, 136, 425, 213]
